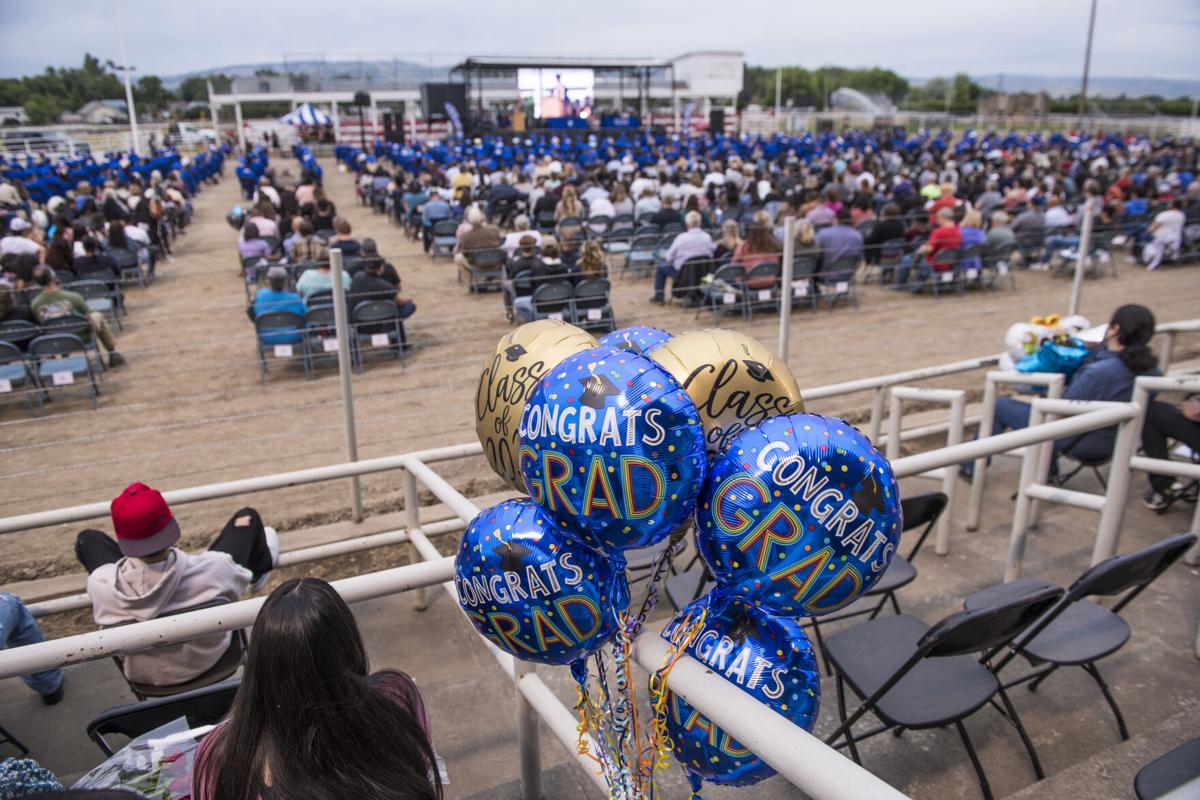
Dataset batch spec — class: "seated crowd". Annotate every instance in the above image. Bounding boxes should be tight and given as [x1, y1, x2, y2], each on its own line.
[234, 163, 417, 353]
[340, 127, 1196, 308]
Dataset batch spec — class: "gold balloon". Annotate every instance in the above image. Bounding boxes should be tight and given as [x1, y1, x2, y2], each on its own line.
[475, 320, 597, 491]
[649, 329, 804, 456]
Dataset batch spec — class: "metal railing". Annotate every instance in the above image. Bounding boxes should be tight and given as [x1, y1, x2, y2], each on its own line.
[0, 393, 1155, 800]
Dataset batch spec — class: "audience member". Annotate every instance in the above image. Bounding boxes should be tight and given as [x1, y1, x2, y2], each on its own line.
[0, 593, 65, 704]
[894, 207, 960, 289]
[287, 219, 328, 263]
[1142, 198, 1185, 270]
[651, 210, 714, 304]
[1140, 394, 1200, 509]
[327, 217, 361, 258]
[453, 207, 502, 281]
[76, 483, 279, 687]
[295, 258, 352, 303]
[814, 207, 864, 274]
[192, 578, 441, 800]
[250, 267, 307, 345]
[501, 215, 542, 260]
[29, 265, 125, 366]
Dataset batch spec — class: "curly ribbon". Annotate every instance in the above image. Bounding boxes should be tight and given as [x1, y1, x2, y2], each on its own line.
[645, 604, 709, 792]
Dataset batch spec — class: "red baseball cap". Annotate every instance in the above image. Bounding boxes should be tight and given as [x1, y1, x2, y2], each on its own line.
[110, 483, 181, 557]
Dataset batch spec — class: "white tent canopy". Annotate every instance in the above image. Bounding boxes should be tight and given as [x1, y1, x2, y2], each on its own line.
[279, 103, 332, 126]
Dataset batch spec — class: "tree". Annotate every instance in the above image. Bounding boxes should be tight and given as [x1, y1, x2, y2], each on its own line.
[135, 75, 172, 112]
[23, 94, 64, 125]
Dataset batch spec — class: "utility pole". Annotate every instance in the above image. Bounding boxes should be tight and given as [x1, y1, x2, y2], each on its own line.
[112, 0, 140, 156]
[1078, 0, 1098, 119]
[775, 67, 782, 132]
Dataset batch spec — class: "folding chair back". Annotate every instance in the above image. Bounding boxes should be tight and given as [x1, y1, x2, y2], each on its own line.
[352, 300, 399, 325]
[38, 314, 92, 340]
[67, 279, 113, 301]
[920, 584, 1062, 658]
[305, 305, 338, 333]
[87, 679, 241, 757]
[573, 279, 613, 330]
[29, 332, 88, 359]
[255, 310, 305, 338]
[898, 491, 947, 559]
[471, 247, 506, 272]
[1066, 532, 1196, 607]
[878, 238, 906, 265]
[531, 280, 573, 320]
[0, 320, 39, 350]
[661, 222, 684, 235]
[587, 215, 611, 235]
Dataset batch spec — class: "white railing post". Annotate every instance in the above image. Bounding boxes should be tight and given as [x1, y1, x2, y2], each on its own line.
[868, 385, 888, 443]
[1091, 412, 1139, 564]
[515, 660, 544, 800]
[1005, 403, 1047, 581]
[328, 248, 364, 523]
[1158, 330, 1175, 373]
[779, 216, 796, 362]
[403, 469, 428, 612]
[966, 372, 1065, 532]
[937, 392, 966, 555]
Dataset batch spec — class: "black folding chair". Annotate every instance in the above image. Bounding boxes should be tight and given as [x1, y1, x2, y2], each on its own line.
[108, 598, 248, 702]
[695, 263, 747, 322]
[744, 260, 781, 319]
[529, 280, 573, 323]
[824, 582, 1063, 800]
[572, 278, 615, 333]
[806, 492, 948, 674]
[0, 340, 40, 416]
[0, 320, 39, 352]
[1134, 737, 1200, 799]
[818, 255, 860, 310]
[966, 532, 1197, 742]
[352, 299, 406, 369]
[304, 306, 341, 376]
[87, 678, 241, 757]
[790, 255, 819, 312]
[463, 247, 506, 293]
[30, 332, 100, 409]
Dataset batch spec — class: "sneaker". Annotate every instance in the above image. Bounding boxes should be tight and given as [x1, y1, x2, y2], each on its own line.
[40, 682, 64, 706]
[249, 526, 280, 593]
[1141, 490, 1170, 512]
[648, 296, 665, 305]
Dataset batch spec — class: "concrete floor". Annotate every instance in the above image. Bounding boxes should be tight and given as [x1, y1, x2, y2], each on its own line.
[1, 455, 1197, 799]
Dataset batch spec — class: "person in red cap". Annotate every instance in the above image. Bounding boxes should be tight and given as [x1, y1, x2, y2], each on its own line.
[74, 483, 279, 688]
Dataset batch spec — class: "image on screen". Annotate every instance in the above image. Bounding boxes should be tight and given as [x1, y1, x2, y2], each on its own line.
[517, 68, 594, 118]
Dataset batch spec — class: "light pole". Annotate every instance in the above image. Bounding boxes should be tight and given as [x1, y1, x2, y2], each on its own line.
[1078, 0, 1098, 120]
[112, 0, 140, 156]
[353, 90, 370, 153]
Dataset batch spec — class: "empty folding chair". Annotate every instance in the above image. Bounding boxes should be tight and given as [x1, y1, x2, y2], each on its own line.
[39, 314, 104, 373]
[352, 300, 406, 369]
[824, 583, 1063, 800]
[0, 320, 39, 352]
[87, 678, 242, 757]
[29, 332, 100, 409]
[983, 243, 1018, 291]
[623, 232, 660, 279]
[0, 340, 40, 416]
[304, 306, 342, 376]
[806, 492, 948, 674]
[877, 238, 907, 286]
[603, 226, 635, 259]
[572, 278, 615, 333]
[535, 210, 557, 234]
[1134, 737, 1200, 800]
[965, 532, 1197, 743]
[254, 310, 310, 382]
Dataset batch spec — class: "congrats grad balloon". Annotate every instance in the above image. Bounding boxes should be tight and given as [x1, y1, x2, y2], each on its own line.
[454, 499, 627, 666]
[650, 329, 805, 457]
[476, 321, 597, 492]
[597, 325, 673, 356]
[518, 346, 706, 554]
[696, 413, 902, 616]
[663, 591, 820, 787]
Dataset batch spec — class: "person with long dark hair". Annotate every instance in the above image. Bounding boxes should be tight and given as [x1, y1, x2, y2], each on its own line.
[962, 304, 1159, 479]
[192, 578, 441, 800]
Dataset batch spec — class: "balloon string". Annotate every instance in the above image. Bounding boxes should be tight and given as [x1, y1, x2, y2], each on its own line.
[646, 606, 709, 777]
[628, 523, 688, 640]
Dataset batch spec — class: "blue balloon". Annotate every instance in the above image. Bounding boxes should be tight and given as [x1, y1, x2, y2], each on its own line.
[518, 346, 707, 553]
[454, 499, 627, 666]
[597, 326, 672, 356]
[664, 591, 820, 787]
[695, 413, 902, 616]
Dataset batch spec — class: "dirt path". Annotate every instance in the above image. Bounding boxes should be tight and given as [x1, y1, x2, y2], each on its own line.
[1, 155, 1197, 582]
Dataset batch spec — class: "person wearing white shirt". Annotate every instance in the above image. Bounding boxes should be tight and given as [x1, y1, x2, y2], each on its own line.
[0, 218, 42, 258]
[629, 172, 657, 201]
[580, 184, 608, 206]
[634, 190, 661, 221]
[1043, 197, 1073, 232]
[659, 180, 683, 207]
[501, 215, 543, 260]
[124, 224, 151, 248]
[1143, 199, 1186, 270]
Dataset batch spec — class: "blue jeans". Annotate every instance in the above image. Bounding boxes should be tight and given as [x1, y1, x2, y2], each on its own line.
[1045, 235, 1080, 253]
[0, 593, 63, 697]
[893, 254, 932, 288]
[653, 262, 677, 300]
[962, 396, 1106, 477]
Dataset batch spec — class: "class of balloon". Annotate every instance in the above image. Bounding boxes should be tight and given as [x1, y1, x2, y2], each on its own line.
[460, 319, 902, 798]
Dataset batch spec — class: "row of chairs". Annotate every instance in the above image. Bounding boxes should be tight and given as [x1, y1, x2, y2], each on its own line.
[254, 299, 407, 382]
[679, 256, 859, 321]
[0, 316, 106, 413]
[662, 490, 1195, 799]
[516, 278, 616, 333]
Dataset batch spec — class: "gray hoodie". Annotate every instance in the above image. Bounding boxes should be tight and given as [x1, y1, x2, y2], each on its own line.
[86, 548, 251, 686]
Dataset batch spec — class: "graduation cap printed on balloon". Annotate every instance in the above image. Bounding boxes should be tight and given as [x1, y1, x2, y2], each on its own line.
[650, 329, 804, 457]
[518, 346, 707, 554]
[454, 498, 627, 666]
[597, 325, 673, 357]
[662, 591, 820, 788]
[695, 413, 902, 617]
[475, 321, 597, 492]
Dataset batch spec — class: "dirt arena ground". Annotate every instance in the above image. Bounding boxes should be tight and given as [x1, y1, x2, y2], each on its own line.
[1, 154, 1197, 585]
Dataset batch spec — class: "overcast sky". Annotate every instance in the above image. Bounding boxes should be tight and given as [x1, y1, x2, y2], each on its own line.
[2, 0, 1198, 81]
